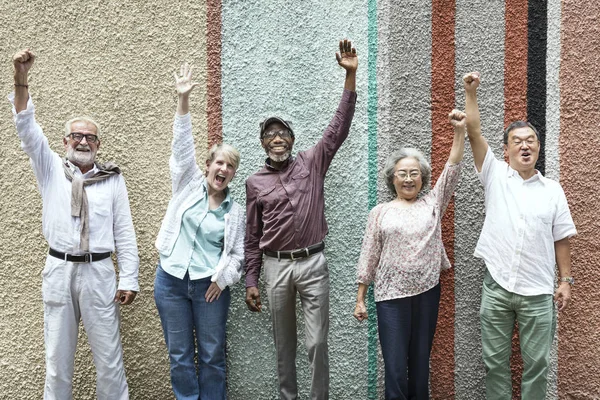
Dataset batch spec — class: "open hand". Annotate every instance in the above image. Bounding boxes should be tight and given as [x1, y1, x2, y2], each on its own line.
[173, 62, 199, 96]
[205, 282, 222, 303]
[336, 39, 358, 72]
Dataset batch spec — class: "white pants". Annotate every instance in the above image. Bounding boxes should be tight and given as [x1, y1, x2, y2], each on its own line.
[42, 255, 128, 400]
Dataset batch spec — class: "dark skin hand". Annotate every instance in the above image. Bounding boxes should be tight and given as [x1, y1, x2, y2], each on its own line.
[114, 290, 137, 305]
[245, 287, 262, 312]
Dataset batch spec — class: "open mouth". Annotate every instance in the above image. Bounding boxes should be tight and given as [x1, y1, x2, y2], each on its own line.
[76, 147, 90, 152]
[215, 174, 226, 184]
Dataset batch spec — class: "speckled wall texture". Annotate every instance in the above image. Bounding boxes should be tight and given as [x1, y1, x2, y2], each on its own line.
[0, 1, 598, 399]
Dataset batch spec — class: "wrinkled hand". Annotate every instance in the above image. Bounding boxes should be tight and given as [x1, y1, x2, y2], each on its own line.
[463, 71, 480, 92]
[114, 290, 137, 305]
[205, 282, 223, 303]
[448, 109, 467, 130]
[335, 39, 358, 72]
[13, 49, 35, 78]
[245, 286, 262, 312]
[353, 301, 368, 322]
[554, 282, 571, 311]
[173, 62, 199, 96]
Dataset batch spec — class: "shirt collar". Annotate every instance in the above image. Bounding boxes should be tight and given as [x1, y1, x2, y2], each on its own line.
[506, 164, 545, 184]
[65, 160, 99, 177]
[202, 180, 232, 211]
[265, 155, 294, 171]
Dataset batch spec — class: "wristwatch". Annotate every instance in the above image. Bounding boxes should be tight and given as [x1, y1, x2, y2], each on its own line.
[560, 276, 575, 286]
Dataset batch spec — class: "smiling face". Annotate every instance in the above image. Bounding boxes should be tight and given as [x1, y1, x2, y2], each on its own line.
[63, 120, 100, 173]
[261, 121, 294, 164]
[393, 157, 423, 202]
[503, 126, 540, 176]
[205, 153, 237, 195]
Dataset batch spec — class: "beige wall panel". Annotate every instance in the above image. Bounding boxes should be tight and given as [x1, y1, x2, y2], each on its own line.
[0, 1, 209, 398]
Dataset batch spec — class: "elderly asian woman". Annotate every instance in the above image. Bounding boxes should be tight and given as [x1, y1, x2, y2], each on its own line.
[354, 110, 467, 400]
[154, 63, 245, 400]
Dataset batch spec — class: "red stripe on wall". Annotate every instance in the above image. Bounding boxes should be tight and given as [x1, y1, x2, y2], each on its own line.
[559, 0, 600, 396]
[430, 0, 456, 397]
[206, 0, 223, 147]
[503, 0, 528, 397]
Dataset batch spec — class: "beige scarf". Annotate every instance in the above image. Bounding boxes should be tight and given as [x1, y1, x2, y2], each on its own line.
[63, 159, 121, 252]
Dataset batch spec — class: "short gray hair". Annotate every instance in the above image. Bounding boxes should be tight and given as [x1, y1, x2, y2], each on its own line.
[382, 148, 431, 196]
[208, 143, 241, 171]
[64, 117, 101, 137]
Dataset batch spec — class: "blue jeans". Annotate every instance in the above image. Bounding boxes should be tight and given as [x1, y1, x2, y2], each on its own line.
[154, 264, 230, 400]
[376, 284, 441, 400]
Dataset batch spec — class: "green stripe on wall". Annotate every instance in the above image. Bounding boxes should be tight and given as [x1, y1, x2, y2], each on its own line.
[367, 0, 379, 397]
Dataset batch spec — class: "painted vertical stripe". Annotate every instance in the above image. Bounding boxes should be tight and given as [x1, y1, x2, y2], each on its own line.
[504, 0, 529, 126]
[430, 0, 456, 397]
[559, 0, 600, 397]
[504, 1, 528, 396]
[206, 0, 222, 147]
[366, 0, 379, 397]
[454, 0, 506, 396]
[527, 0, 547, 175]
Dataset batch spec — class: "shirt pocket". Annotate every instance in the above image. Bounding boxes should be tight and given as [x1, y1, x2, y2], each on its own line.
[258, 185, 279, 212]
[291, 168, 310, 194]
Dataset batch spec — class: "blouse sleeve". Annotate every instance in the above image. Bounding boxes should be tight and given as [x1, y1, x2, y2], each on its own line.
[431, 161, 462, 215]
[356, 205, 383, 286]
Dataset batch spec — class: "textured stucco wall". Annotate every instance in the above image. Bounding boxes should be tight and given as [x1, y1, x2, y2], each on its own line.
[1, 1, 599, 399]
[0, 1, 208, 398]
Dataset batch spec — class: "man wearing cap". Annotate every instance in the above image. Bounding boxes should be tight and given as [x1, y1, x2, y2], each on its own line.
[10, 49, 138, 399]
[463, 71, 577, 398]
[244, 39, 358, 399]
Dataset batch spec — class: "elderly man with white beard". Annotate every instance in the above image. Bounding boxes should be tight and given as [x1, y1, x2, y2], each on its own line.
[9, 49, 139, 400]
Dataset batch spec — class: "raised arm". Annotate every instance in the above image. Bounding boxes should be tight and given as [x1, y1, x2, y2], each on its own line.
[336, 39, 358, 92]
[447, 109, 467, 165]
[463, 72, 488, 172]
[13, 49, 35, 113]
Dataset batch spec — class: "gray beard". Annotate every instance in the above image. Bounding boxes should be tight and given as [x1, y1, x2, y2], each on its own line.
[267, 150, 291, 163]
[66, 146, 95, 169]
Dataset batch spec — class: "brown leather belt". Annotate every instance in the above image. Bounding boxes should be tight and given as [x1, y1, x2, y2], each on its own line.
[49, 248, 111, 263]
[263, 241, 324, 260]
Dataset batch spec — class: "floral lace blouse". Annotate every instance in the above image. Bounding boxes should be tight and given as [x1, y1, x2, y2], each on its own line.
[356, 161, 462, 302]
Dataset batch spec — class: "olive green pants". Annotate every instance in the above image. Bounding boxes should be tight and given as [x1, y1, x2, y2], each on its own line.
[480, 270, 556, 400]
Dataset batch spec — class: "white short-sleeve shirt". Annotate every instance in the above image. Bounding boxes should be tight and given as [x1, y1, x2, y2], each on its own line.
[474, 146, 577, 296]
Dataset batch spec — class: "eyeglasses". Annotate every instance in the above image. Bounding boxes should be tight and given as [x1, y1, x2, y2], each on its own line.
[510, 138, 537, 146]
[261, 129, 293, 142]
[69, 132, 99, 143]
[394, 171, 421, 180]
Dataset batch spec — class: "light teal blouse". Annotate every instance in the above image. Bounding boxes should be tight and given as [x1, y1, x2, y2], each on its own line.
[160, 181, 232, 280]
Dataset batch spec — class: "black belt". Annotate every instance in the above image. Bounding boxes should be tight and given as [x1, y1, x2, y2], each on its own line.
[49, 248, 111, 263]
[264, 242, 325, 260]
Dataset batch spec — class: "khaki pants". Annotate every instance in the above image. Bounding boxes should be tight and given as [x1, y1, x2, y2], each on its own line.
[264, 251, 330, 400]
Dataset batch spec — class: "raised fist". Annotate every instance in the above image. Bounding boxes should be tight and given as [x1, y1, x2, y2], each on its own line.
[13, 49, 35, 77]
[448, 109, 467, 130]
[463, 71, 480, 92]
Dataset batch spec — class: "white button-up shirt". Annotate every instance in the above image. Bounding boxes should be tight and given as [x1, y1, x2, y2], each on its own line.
[474, 147, 576, 296]
[9, 93, 139, 291]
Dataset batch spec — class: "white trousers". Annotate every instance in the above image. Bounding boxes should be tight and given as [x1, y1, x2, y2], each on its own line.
[42, 255, 128, 400]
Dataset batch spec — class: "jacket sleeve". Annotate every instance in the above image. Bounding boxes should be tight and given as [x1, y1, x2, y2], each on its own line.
[170, 113, 202, 195]
[216, 207, 245, 290]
